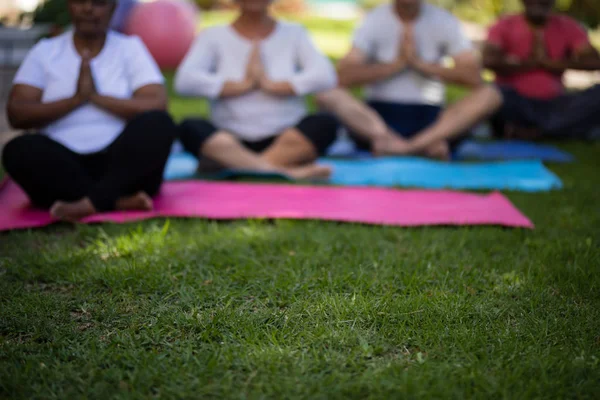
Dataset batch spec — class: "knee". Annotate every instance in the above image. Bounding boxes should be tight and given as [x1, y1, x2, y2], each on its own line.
[278, 129, 308, 148]
[203, 131, 239, 149]
[180, 119, 215, 137]
[475, 85, 503, 110]
[2, 136, 23, 171]
[2, 135, 42, 172]
[299, 113, 339, 139]
[294, 113, 339, 151]
[200, 131, 245, 159]
[178, 119, 219, 155]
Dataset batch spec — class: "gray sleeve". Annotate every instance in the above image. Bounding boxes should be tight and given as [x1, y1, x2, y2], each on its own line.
[352, 13, 376, 57]
[126, 36, 165, 91]
[174, 30, 224, 99]
[289, 27, 337, 96]
[13, 40, 48, 89]
[442, 15, 473, 57]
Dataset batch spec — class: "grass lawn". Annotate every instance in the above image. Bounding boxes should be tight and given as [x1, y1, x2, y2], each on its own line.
[1, 13, 600, 400]
[1, 143, 599, 399]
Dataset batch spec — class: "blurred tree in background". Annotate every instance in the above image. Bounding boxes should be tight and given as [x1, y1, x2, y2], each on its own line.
[28, 0, 600, 30]
[455, 0, 599, 27]
[360, 0, 599, 28]
[30, 0, 69, 28]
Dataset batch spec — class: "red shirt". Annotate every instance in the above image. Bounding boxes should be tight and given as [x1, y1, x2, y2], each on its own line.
[487, 14, 590, 100]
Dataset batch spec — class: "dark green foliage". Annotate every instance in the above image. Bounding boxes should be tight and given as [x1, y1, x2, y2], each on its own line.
[30, 0, 70, 29]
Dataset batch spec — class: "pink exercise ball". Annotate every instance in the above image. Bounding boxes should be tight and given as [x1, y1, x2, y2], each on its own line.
[124, 0, 199, 70]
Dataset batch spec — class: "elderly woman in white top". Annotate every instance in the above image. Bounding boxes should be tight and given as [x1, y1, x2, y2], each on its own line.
[174, 0, 338, 180]
[2, 0, 176, 221]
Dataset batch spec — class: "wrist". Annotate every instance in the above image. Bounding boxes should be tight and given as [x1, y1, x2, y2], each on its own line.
[89, 92, 102, 103]
[72, 94, 87, 108]
[259, 76, 274, 93]
[412, 59, 430, 74]
[243, 77, 257, 92]
[540, 59, 563, 73]
[392, 59, 407, 74]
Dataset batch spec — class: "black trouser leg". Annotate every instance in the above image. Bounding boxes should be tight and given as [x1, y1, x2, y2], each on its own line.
[295, 113, 339, 156]
[88, 111, 176, 211]
[178, 118, 219, 156]
[544, 84, 600, 138]
[2, 134, 94, 209]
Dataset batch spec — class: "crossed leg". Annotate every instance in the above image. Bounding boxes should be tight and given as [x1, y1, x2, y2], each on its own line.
[375, 86, 503, 156]
[315, 88, 450, 159]
[199, 131, 331, 180]
[3, 111, 177, 221]
[179, 118, 334, 180]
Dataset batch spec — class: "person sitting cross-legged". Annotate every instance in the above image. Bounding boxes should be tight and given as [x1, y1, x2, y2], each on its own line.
[315, 0, 482, 160]
[1, 0, 176, 222]
[378, 0, 600, 156]
[174, 0, 338, 180]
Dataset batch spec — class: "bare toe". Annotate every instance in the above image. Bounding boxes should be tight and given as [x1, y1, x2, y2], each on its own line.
[115, 192, 153, 212]
[49, 198, 95, 222]
[287, 164, 332, 181]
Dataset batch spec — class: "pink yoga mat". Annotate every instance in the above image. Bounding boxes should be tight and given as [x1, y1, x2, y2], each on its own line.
[0, 179, 534, 231]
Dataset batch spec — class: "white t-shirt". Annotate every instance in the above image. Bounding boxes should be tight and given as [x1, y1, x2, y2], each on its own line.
[353, 3, 472, 105]
[13, 30, 164, 154]
[174, 22, 337, 142]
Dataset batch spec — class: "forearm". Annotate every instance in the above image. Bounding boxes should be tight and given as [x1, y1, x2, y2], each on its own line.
[260, 79, 296, 97]
[414, 61, 482, 87]
[542, 58, 600, 73]
[7, 96, 83, 130]
[338, 62, 403, 87]
[484, 57, 537, 76]
[91, 94, 167, 120]
[219, 79, 255, 98]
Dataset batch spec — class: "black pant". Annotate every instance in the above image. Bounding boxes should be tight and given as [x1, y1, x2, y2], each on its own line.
[178, 113, 339, 157]
[2, 110, 176, 211]
[494, 84, 600, 139]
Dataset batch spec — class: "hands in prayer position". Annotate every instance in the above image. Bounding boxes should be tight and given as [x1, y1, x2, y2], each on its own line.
[75, 50, 97, 105]
[239, 41, 294, 97]
[244, 42, 263, 88]
[395, 24, 419, 71]
[509, 29, 565, 75]
[493, 27, 600, 76]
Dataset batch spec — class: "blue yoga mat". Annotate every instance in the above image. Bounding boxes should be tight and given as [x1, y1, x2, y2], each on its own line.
[321, 157, 562, 192]
[326, 136, 574, 163]
[164, 152, 562, 192]
[455, 140, 574, 163]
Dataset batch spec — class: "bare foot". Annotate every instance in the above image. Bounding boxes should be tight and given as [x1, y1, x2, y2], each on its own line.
[285, 164, 332, 181]
[424, 141, 450, 161]
[50, 198, 96, 222]
[115, 192, 153, 212]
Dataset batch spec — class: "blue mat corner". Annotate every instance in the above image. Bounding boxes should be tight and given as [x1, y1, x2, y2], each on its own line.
[320, 157, 562, 192]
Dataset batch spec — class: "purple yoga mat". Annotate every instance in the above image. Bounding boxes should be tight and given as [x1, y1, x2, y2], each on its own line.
[0, 179, 534, 231]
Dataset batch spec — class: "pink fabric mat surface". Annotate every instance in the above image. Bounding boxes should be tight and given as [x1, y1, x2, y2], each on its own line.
[0, 179, 534, 231]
